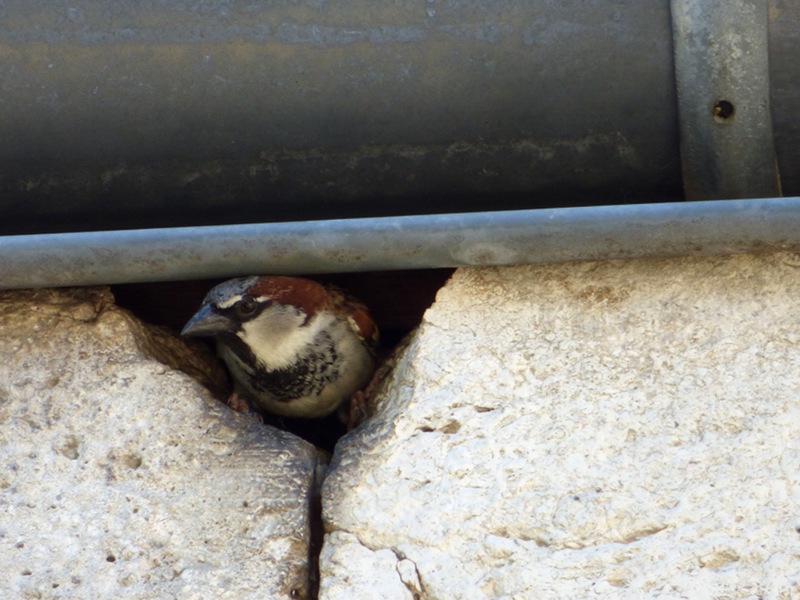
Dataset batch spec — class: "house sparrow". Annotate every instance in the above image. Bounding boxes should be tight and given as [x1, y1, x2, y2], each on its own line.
[181, 276, 379, 419]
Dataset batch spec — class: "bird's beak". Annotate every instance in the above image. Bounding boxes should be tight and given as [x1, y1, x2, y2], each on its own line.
[181, 304, 237, 338]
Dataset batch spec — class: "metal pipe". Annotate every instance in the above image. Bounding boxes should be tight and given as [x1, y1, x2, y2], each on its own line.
[671, 0, 782, 200]
[2, 197, 800, 289]
[4, 1, 800, 237]
[0, 1, 684, 236]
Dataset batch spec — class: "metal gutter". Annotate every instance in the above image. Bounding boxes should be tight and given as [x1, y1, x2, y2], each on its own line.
[2, 197, 800, 289]
[671, 0, 782, 200]
[0, 0, 686, 235]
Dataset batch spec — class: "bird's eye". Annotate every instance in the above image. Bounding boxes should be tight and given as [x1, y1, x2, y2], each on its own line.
[236, 298, 259, 318]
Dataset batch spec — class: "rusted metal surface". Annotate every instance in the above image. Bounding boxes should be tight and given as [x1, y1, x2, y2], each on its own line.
[671, 0, 782, 200]
[2, 197, 800, 289]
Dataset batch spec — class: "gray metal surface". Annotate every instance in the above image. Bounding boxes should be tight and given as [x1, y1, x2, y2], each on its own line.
[671, 0, 781, 200]
[2, 1, 799, 236]
[2, 197, 800, 289]
[1, 1, 684, 234]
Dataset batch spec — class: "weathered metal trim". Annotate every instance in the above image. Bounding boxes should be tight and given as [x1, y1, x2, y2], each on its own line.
[1, 197, 799, 289]
[671, 0, 782, 200]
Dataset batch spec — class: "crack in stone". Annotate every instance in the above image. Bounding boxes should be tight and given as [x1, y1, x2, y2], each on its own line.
[390, 548, 426, 600]
[306, 463, 328, 599]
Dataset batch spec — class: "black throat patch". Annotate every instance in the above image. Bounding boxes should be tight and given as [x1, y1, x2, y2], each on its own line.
[220, 330, 340, 403]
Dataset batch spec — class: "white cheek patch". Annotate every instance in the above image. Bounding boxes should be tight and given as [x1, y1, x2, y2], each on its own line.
[238, 311, 332, 370]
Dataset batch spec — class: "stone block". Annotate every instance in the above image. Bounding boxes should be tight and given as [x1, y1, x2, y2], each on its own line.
[322, 254, 800, 599]
[0, 288, 322, 599]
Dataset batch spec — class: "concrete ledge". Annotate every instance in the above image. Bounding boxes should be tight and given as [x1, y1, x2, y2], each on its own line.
[322, 253, 800, 599]
[0, 288, 322, 599]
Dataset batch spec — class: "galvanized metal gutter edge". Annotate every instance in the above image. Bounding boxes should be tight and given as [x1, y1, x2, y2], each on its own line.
[1, 197, 800, 289]
[670, 0, 782, 200]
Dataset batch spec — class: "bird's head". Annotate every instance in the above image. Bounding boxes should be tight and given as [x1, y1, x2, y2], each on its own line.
[181, 276, 376, 370]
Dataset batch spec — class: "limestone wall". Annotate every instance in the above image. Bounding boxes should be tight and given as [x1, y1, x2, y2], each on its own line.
[0, 288, 321, 599]
[322, 253, 800, 599]
[2, 252, 799, 599]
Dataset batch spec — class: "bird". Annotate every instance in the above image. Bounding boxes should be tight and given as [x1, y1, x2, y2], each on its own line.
[181, 275, 379, 419]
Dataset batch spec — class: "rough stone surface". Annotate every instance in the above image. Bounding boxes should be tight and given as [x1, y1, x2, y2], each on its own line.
[319, 531, 416, 600]
[0, 288, 322, 599]
[321, 253, 800, 599]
